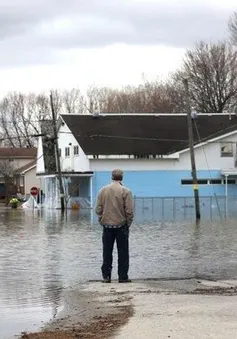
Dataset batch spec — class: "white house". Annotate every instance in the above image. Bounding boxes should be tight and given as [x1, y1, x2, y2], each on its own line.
[36, 113, 237, 209]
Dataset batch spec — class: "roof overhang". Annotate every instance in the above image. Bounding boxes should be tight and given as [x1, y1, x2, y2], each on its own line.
[87, 154, 179, 159]
[60, 113, 237, 156]
[221, 169, 237, 176]
[36, 171, 94, 178]
[21, 164, 37, 174]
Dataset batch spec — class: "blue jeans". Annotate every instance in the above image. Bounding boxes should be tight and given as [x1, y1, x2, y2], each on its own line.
[101, 225, 129, 280]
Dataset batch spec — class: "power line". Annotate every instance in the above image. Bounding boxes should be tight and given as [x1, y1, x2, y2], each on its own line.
[1, 120, 237, 146]
[1, 132, 235, 146]
[0, 134, 44, 142]
[76, 133, 237, 145]
[88, 134, 188, 143]
[58, 119, 237, 144]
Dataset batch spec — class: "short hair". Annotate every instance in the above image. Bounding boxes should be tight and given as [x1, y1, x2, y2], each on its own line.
[112, 169, 123, 181]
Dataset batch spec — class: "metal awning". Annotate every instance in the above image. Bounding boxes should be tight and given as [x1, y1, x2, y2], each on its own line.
[221, 169, 237, 176]
[36, 171, 94, 178]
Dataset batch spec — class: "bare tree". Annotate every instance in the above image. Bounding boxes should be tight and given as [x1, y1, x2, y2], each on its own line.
[27, 93, 51, 121]
[0, 93, 40, 147]
[174, 41, 237, 113]
[86, 81, 184, 114]
[164, 81, 186, 113]
[61, 88, 85, 113]
[86, 85, 104, 113]
[0, 94, 24, 147]
[0, 81, 186, 148]
[142, 79, 183, 113]
[0, 160, 16, 203]
[229, 11, 237, 45]
[50, 90, 63, 116]
[0, 91, 65, 147]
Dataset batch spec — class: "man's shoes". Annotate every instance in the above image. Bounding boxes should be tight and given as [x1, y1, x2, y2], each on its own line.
[102, 277, 111, 283]
[118, 279, 132, 283]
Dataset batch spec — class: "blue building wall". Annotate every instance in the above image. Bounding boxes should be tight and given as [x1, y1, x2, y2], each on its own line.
[92, 170, 237, 198]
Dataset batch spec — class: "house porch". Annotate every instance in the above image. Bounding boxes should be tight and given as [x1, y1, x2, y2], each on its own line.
[40, 172, 93, 209]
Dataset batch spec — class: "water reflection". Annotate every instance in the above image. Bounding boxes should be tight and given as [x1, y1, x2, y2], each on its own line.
[43, 216, 63, 319]
[133, 196, 237, 222]
[1, 208, 237, 338]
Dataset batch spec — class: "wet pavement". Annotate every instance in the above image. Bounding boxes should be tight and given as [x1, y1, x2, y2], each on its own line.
[1, 208, 237, 338]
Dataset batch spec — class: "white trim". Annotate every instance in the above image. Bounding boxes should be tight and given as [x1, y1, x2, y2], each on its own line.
[87, 154, 179, 159]
[178, 130, 237, 155]
[37, 173, 93, 178]
[221, 169, 237, 176]
[61, 113, 237, 117]
[21, 164, 36, 174]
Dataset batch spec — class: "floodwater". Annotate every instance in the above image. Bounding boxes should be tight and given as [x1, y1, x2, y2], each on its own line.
[1, 208, 237, 338]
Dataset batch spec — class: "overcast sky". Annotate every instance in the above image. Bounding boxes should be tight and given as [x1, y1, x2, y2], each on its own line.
[0, 0, 236, 96]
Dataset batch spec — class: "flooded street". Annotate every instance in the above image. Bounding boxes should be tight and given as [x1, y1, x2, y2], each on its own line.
[1, 208, 237, 338]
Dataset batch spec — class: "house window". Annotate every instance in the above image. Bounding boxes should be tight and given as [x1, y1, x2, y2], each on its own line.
[182, 178, 236, 185]
[220, 142, 233, 157]
[181, 179, 208, 185]
[223, 178, 236, 184]
[181, 180, 193, 185]
[65, 147, 70, 157]
[210, 179, 222, 185]
[20, 175, 24, 186]
[197, 179, 208, 185]
[74, 146, 79, 156]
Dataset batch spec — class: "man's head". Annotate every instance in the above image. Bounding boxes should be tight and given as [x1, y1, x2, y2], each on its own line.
[112, 169, 123, 181]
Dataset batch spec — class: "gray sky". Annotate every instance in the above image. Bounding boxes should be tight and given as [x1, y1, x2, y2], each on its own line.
[0, 0, 236, 94]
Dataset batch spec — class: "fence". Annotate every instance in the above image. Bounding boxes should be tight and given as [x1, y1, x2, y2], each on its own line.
[133, 195, 237, 222]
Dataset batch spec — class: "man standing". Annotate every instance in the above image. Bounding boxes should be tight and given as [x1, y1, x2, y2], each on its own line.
[96, 169, 134, 283]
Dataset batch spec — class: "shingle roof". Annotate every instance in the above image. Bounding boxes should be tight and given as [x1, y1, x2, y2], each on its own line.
[61, 114, 237, 156]
[0, 148, 37, 158]
[15, 160, 36, 174]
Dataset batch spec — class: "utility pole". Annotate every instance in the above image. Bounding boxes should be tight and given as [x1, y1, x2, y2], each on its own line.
[50, 92, 65, 212]
[183, 78, 201, 220]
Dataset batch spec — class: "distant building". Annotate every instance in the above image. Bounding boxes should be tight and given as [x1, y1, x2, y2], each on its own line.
[36, 113, 237, 208]
[0, 148, 39, 198]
